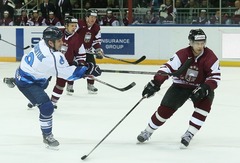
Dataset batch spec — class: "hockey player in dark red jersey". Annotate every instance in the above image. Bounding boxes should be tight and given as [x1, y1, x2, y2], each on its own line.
[67, 9, 104, 94]
[50, 16, 90, 108]
[137, 29, 221, 148]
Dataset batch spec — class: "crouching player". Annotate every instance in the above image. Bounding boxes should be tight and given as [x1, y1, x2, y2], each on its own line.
[4, 26, 101, 149]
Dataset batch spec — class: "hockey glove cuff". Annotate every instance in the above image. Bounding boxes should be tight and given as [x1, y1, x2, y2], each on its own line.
[154, 70, 169, 84]
[85, 62, 102, 77]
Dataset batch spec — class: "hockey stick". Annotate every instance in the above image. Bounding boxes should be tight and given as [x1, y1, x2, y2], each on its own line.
[103, 55, 146, 64]
[91, 77, 136, 91]
[0, 34, 30, 50]
[81, 96, 146, 160]
[102, 57, 193, 77]
[90, 52, 146, 64]
[27, 78, 136, 109]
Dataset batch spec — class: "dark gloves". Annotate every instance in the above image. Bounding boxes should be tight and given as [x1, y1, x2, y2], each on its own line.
[72, 59, 86, 66]
[191, 84, 211, 103]
[72, 60, 78, 66]
[85, 62, 102, 77]
[142, 80, 161, 98]
[95, 48, 104, 59]
[3, 77, 15, 88]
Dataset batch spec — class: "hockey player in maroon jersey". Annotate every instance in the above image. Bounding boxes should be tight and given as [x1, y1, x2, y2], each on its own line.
[137, 29, 221, 148]
[50, 16, 88, 108]
[68, 9, 104, 94]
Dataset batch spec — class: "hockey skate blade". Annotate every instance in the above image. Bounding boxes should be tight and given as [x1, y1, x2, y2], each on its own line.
[27, 107, 35, 110]
[136, 140, 146, 144]
[66, 92, 74, 96]
[136, 141, 143, 144]
[45, 145, 60, 151]
[179, 143, 188, 149]
[88, 90, 98, 94]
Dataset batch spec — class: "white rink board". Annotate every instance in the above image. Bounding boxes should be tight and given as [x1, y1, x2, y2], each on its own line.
[0, 26, 240, 61]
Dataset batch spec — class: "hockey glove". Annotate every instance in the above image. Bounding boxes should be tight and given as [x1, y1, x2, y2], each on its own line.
[72, 60, 78, 66]
[85, 62, 102, 77]
[142, 80, 161, 98]
[191, 84, 210, 103]
[95, 48, 104, 59]
[3, 77, 15, 88]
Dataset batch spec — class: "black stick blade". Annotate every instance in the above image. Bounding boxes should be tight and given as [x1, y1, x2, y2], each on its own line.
[81, 155, 87, 160]
[118, 82, 136, 91]
[103, 55, 146, 64]
[133, 55, 146, 64]
[23, 46, 30, 50]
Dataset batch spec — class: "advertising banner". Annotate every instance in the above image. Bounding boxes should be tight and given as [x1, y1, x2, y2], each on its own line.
[101, 33, 134, 55]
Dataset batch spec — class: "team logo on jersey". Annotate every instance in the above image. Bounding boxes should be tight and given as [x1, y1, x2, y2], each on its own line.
[184, 66, 199, 82]
[84, 32, 92, 43]
[59, 55, 65, 65]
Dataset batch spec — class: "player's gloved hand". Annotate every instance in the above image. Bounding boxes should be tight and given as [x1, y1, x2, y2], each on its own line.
[95, 48, 104, 59]
[72, 60, 78, 66]
[3, 77, 15, 88]
[85, 62, 102, 77]
[142, 80, 161, 98]
[72, 60, 85, 66]
[191, 84, 210, 103]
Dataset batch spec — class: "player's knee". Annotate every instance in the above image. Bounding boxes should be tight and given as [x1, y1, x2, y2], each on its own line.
[39, 101, 54, 117]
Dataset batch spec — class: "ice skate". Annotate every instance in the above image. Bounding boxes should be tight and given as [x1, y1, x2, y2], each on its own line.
[87, 83, 98, 94]
[137, 129, 152, 143]
[66, 84, 74, 95]
[180, 131, 194, 149]
[3, 77, 15, 88]
[43, 134, 59, 150]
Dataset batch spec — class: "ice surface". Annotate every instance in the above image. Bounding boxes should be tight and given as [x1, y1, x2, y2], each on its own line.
[0, 62, 240, 163]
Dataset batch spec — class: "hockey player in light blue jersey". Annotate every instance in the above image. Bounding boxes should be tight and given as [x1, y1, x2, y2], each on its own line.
[11, 26, 101, 149]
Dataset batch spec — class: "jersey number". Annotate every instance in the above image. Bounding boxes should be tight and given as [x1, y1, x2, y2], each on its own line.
[24, 52, 34, 67]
